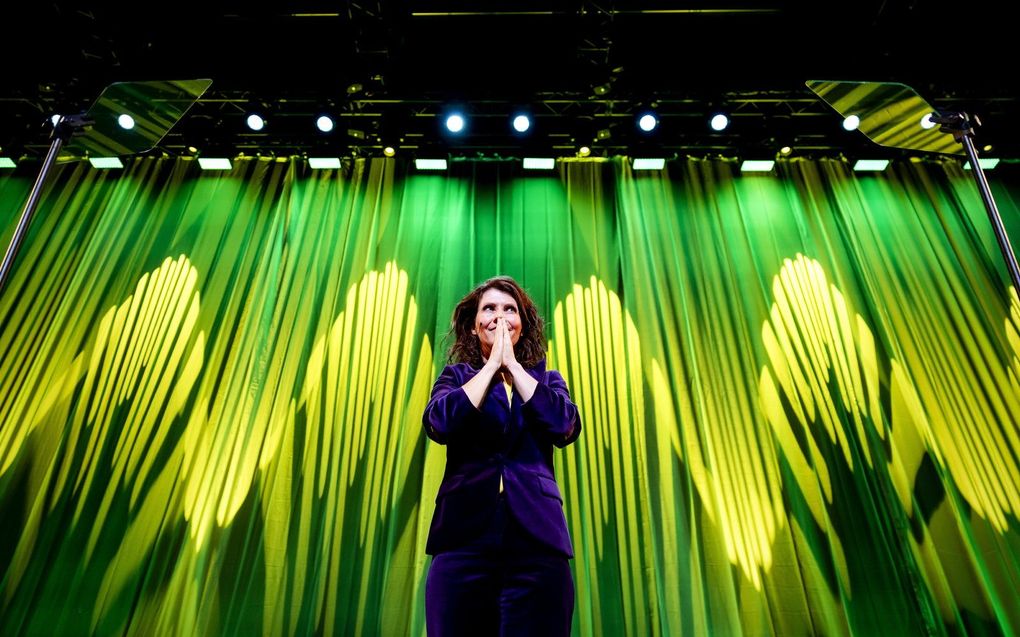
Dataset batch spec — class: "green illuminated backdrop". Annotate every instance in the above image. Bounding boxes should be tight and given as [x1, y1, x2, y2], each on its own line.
[1, 156, 1018, 636]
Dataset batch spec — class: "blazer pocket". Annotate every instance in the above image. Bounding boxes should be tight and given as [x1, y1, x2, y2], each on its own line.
[536, 475, 563, 503]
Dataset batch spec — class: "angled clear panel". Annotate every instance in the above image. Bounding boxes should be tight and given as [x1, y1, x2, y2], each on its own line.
[806, 80, 962, 156]
[64, 79, 212, 157]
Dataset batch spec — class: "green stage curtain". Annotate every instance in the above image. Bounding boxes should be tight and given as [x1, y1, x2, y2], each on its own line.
[1, 156, 1018, 636]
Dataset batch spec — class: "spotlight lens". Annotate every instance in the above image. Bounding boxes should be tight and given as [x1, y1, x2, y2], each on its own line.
[51, 114, 61, 126]
[383, 146, 396, 157]
[117, 114, 135, 130]
[638, 113, 658, 132]
[578, 146, 591, 157]
[710, 113, 729, 131]
[247, 114, 265, 131]
[445, 114, 465, 133]
[920, 113, 936, 130]
[780, 146, 792, 155]
[316, 115, 334, 132]
[512, 114, 531, 133]
[843, 114, 860, 131]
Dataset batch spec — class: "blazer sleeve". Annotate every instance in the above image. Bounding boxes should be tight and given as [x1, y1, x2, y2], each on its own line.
[523, 369, 581, 448]
[422, 365, 476, 444]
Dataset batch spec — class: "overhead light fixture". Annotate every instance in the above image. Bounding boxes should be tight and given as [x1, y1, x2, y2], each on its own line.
[512, 114, 531, 133]
[740, 160, 775, 172]
[523, 157, 555, 170]
[578, 146, 591, 157]
[920, 113, 937, 130]
[246, 113, 266, 131]
[383, 146, 396, 157]
[842, 114, 860, 131]
[308, 157, 342, 169]
[632, 158, 665, 170]
[0, 157, 18, 168]
[853, 159, 890, 171]
[89, 157, 124, 169]
[415, 158, 448, 170]
[710, 113, 729, 132]
[445, 113, 466, 134]
[964, 158, 1000, 170]
[637, 112, 658, 133]
[117, 114, 135, 130]
[316, 115, 335, 133]
[779, 146, 793, 156]
[198, 157, 232, 170]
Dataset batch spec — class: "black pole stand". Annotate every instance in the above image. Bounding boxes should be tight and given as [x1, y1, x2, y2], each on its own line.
[934, 111, 1020, 294]
[0, 114, 93, 295]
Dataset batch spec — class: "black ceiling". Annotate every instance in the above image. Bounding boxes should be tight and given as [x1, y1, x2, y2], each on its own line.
[3, 1, 1017, 159]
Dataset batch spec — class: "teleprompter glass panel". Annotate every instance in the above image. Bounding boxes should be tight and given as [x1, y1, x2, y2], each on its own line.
[806, 80, 962, 156]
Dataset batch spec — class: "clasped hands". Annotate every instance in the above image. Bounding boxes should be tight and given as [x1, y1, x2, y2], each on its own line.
[483, 316, 520, 373]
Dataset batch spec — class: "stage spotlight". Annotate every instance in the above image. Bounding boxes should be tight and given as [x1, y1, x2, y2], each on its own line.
[578, 146, 591, 157]
[308, 157, 342, 169]
[523, 157, 555, 170]
[512, 114, 531, 133]
[964, 158, 1000, 170]
[637, 113, 658, 132]
[632, 158, 665, 170]
[710, 113, 729, 131]
[842, 114, 860, 131]
[416, 158, 448, 170]
[316, 115, 335, 133]
[445, 113, 466, 134]
[50, 114, 61, 126]
[779, 146, 793, 156]
[198, 157, 233, 170]
[89, 157, 124, 169]
[383, 146, 396, 157]
[117, 114, 135, 130]
[853, 159, 889, 171]
[246, 113, 266, 131]
[740, 160, 775, 172]
[920, 113, 937, 130]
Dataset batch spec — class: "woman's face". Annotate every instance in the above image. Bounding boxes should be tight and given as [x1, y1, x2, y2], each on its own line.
[473, 287, 522, 358]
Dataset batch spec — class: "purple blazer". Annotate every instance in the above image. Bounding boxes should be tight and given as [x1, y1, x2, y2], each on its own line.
[422, 359, 581, 557]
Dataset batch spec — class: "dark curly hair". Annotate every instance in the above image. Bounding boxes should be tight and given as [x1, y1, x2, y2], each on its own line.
[446, 276, 546, 369]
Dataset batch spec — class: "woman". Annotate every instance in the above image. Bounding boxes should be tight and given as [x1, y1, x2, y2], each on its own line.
[423, 276, 581, 637]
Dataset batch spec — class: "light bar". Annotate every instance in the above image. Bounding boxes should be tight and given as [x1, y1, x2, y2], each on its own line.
[198, 157, 232, 170]
[308, 157, 342, 169]
[853, 159, 890, 172]
[632, 158, 665, 170]
[0, 157, 16, 168]
[415, 158, 448, 170]
[89, 157, 124, 169]
[740, 160, 775, 172]
[523, 157, 555, 170]
[964, 158, 1000, 170]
